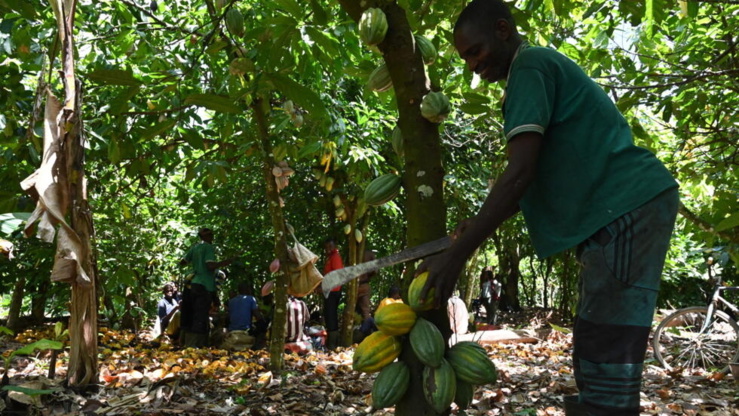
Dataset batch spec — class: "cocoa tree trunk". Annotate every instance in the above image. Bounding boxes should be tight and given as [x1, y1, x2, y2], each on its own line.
[31, 279, 50, 324]
[252, 97, 290, 373]
[340, 200, 368, 347]
[335, 2, 448, 414]
[6, 275, 26, 332]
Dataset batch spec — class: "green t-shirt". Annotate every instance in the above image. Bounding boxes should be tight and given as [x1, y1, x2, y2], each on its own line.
[185, 242, 217, 291]
[503, 44, 677, 258]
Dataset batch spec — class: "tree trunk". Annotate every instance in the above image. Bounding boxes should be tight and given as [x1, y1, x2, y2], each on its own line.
[252, 97, 290, 373]
[31, 279, 50, 323]
[335, 2, 448, 414]
[6, 275, 26, 332]
[501, 245, 522, 312]
[55, 0, 98, 388]
[340, 201, 368, 347]
[460, 248, 481, 305]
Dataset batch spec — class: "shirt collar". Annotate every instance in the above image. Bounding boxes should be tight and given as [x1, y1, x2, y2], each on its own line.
[506, 40, 529, 83]
[501, 41, 529, 105]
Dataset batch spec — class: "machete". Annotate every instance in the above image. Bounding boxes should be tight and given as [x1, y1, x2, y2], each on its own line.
[321, 236, 453, 297]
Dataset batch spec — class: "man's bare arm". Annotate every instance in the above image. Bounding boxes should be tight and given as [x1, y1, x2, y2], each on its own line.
[417, 131, 543, 303]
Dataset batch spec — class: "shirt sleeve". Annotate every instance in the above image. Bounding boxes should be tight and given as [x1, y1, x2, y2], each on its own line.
[504, 64, 555, 141]
[157, 300, 166, 319]
[184, 246, 193, 263]
[203, 244, 216, 263]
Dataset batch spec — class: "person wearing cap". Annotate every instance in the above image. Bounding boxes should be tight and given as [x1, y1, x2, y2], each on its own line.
[179, 227, 235, 348]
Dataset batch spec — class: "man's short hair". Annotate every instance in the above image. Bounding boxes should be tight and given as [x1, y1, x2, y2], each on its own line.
[198, 227, 213, 239]
[454, 0, 516, 34]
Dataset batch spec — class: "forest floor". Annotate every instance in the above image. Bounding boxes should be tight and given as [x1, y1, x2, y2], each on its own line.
[1, 309, 737, 416]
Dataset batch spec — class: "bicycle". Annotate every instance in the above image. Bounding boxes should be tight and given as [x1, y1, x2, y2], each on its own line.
[652, 275, 739, 373]
[652, 276, 739, 372]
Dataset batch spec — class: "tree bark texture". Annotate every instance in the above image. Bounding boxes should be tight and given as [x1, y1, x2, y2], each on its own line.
[6, 275, 26, 332]
[16, 0, 101, 388]
[335, 1, 449, 414]
[252, 97, 290, 373]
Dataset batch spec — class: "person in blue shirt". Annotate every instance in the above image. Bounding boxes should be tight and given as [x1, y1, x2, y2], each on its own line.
[418, 1, 679, 415]
[227, 281, 263, 332]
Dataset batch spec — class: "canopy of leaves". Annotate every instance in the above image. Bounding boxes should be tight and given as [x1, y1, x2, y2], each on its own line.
[0, 0, 736, 320]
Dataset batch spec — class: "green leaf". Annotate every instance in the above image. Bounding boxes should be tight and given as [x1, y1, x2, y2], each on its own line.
[715, 212, 739, 232]
[1, 0, 37, 19]
[140, 119, 177, 141]
[298, 141, 322, 159]
[308, 0, 328, 26]
[0, 326, 13, 335]
[13, 339, 63, 356]
[184, 94, 242, 114]
[86, 68, 142, 86]
[265, 73, 328, 120]
[687, 1, 699, 18]
[645, 0, 654, 37]
[0, 212, 30, 236]
[304, 26, 339, 57]
[461, 92, 491, 106]
[108, 86, 140, 115]
[2, 385, 55, 395]
[108, 139, 121, 164]
[271, 0, 303, 19]
[549, 323, 572, 334]
[459, 102, 489, 115]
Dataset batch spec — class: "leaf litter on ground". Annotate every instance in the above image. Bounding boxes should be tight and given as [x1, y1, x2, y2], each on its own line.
[0, 310, 737, 415]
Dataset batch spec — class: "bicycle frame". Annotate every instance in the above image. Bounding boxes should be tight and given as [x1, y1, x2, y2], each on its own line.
[700, 284, 739, 334]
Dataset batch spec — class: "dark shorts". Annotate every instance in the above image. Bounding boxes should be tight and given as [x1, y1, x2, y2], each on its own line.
[576, 187, 679, 327]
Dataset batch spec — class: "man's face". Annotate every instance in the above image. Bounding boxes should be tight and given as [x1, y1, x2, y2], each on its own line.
[454, 20, 514, 83]
[200, 229, 214, 243]
[324, 241, 335, 255]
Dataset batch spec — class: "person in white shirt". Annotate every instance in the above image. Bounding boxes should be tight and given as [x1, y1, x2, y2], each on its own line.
[447, 291, 469, 335]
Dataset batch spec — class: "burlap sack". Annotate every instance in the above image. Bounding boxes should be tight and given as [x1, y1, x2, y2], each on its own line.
[288, 241, 319, 268]
[285, 228, 322, 297]
[287, 261, 323, 297]
[221, 330, 255, 351]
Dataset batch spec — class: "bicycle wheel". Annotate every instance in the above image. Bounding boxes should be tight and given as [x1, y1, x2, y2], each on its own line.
[652, 306, 739, 373]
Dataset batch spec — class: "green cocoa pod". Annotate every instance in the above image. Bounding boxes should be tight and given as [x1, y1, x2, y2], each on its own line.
[420, 91, 451, 124]
[368, 63, 392, 92]
[359, 8, 388, 46]
[414, 35, 437, 65]
[225, 9, 245, 38]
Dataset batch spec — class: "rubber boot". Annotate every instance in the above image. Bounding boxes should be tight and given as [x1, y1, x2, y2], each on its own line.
[326, 331, 339, 350]
[564, 395, 589, 416]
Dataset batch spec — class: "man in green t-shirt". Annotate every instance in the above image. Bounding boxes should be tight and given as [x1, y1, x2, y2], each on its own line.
[179, 227, 234, 348]
[418, 1, 679, 415]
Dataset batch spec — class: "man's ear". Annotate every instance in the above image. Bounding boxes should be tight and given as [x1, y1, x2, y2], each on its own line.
[494, 18, 512, 41]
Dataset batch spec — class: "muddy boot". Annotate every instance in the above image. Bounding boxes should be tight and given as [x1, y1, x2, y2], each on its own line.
[326, 331, 339, 350]
[564, 395, 589, 416]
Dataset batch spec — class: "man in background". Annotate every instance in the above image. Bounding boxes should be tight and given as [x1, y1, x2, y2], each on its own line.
[179, 227, 235, 347]
[322, 237, 343, 349]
